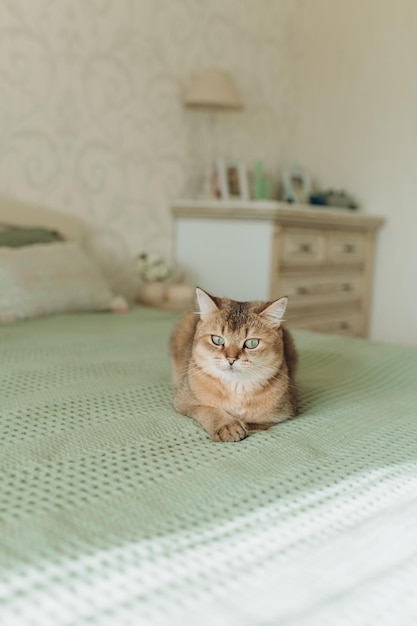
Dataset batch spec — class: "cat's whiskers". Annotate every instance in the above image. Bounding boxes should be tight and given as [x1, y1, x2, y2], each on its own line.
[186, 355, 297, 395]
[248, 361, 298, 391]
[268, 369, 298, 390]
[186, 362, 207, 378]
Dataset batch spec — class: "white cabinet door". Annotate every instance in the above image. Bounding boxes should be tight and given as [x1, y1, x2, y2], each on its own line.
[174, 217, 273, 301]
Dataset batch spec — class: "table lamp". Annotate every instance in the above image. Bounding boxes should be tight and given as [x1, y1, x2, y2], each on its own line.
[184, 68, 243, 198]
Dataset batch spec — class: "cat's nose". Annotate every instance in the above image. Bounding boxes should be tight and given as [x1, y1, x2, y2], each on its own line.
[226, 356, 237, 365]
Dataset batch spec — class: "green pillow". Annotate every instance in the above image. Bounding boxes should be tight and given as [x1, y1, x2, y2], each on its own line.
[0, 225, 63, 247]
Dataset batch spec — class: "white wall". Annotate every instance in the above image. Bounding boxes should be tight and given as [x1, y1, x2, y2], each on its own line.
[0, 0, 295, 261]
[2, 0, 416, 345]
[288, 0, 417, 345]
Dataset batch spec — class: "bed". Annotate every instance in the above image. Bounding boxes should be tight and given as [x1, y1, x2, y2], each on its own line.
[1, 198, 417, 625]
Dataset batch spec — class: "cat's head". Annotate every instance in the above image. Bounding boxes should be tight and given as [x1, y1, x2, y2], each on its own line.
[192, 288, 288, 388]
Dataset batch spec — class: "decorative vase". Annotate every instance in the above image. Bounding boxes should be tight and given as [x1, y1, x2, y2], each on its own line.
[138, 281, 167, 304]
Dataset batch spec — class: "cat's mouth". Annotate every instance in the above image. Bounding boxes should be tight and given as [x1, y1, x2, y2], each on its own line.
[218, 361, 248, 376]
[219, 359, 241, 370]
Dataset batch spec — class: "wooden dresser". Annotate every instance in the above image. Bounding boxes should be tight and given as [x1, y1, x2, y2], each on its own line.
[171, 200, 384, 337]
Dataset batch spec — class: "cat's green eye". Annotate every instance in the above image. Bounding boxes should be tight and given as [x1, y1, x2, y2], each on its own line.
[244, 338, 259, 349]
[211, 335, 225, 346]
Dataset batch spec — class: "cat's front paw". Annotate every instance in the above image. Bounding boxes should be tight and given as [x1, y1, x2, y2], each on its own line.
[214, 421, 247, 443]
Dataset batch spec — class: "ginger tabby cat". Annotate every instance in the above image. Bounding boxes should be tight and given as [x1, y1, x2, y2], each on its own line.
[170, 288, 298, 442]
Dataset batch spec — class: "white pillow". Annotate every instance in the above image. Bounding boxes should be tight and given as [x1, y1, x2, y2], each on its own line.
[0, 241, 122, 322]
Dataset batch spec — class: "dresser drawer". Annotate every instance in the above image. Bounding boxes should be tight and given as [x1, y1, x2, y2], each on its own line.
[328, 232, 365, 264]
[280, 273, 363, 306]
[288, 314, 362, 336]
[280, 229, 326, 266]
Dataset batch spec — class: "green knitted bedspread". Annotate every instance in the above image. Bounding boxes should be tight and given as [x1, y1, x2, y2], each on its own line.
[1, 307, 416, 626]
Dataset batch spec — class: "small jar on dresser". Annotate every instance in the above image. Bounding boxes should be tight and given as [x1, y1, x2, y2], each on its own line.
[171, 199, 385, 337]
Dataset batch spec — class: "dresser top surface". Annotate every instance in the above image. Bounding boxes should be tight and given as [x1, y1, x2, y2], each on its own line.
[172, 199, 385, 231]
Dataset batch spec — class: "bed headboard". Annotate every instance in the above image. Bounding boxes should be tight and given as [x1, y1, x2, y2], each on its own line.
[0, 195, 86, 241]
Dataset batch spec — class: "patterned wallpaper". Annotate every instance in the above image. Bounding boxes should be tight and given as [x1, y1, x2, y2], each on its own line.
[0, 0, 296, 283]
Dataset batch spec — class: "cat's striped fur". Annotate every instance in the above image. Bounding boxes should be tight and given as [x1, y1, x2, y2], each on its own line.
[170, 288, 298, 442]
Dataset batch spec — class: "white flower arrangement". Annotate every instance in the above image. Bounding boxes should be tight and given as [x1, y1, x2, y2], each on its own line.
[136, 252, 172, 282]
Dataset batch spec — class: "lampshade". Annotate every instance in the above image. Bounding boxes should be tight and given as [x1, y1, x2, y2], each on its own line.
[184, 68, 243, 110]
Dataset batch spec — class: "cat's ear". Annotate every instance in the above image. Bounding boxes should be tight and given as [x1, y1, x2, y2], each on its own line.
[260, 296, 288, 326]
[196, 288, 219, 318]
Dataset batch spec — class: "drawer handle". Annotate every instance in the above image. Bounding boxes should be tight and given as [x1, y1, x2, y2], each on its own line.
[342, 282, 352, 291]
[339, 321, 350, 330]
[296, 286, 308, 295]
[299, 243, 312, 253]
[344, 244, 355, 253]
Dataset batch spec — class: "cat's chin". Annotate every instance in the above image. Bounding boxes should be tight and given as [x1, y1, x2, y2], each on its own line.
[204, 362, 247, 380]
[215, 365, 264, 386]
[216, 368, 268, 393]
